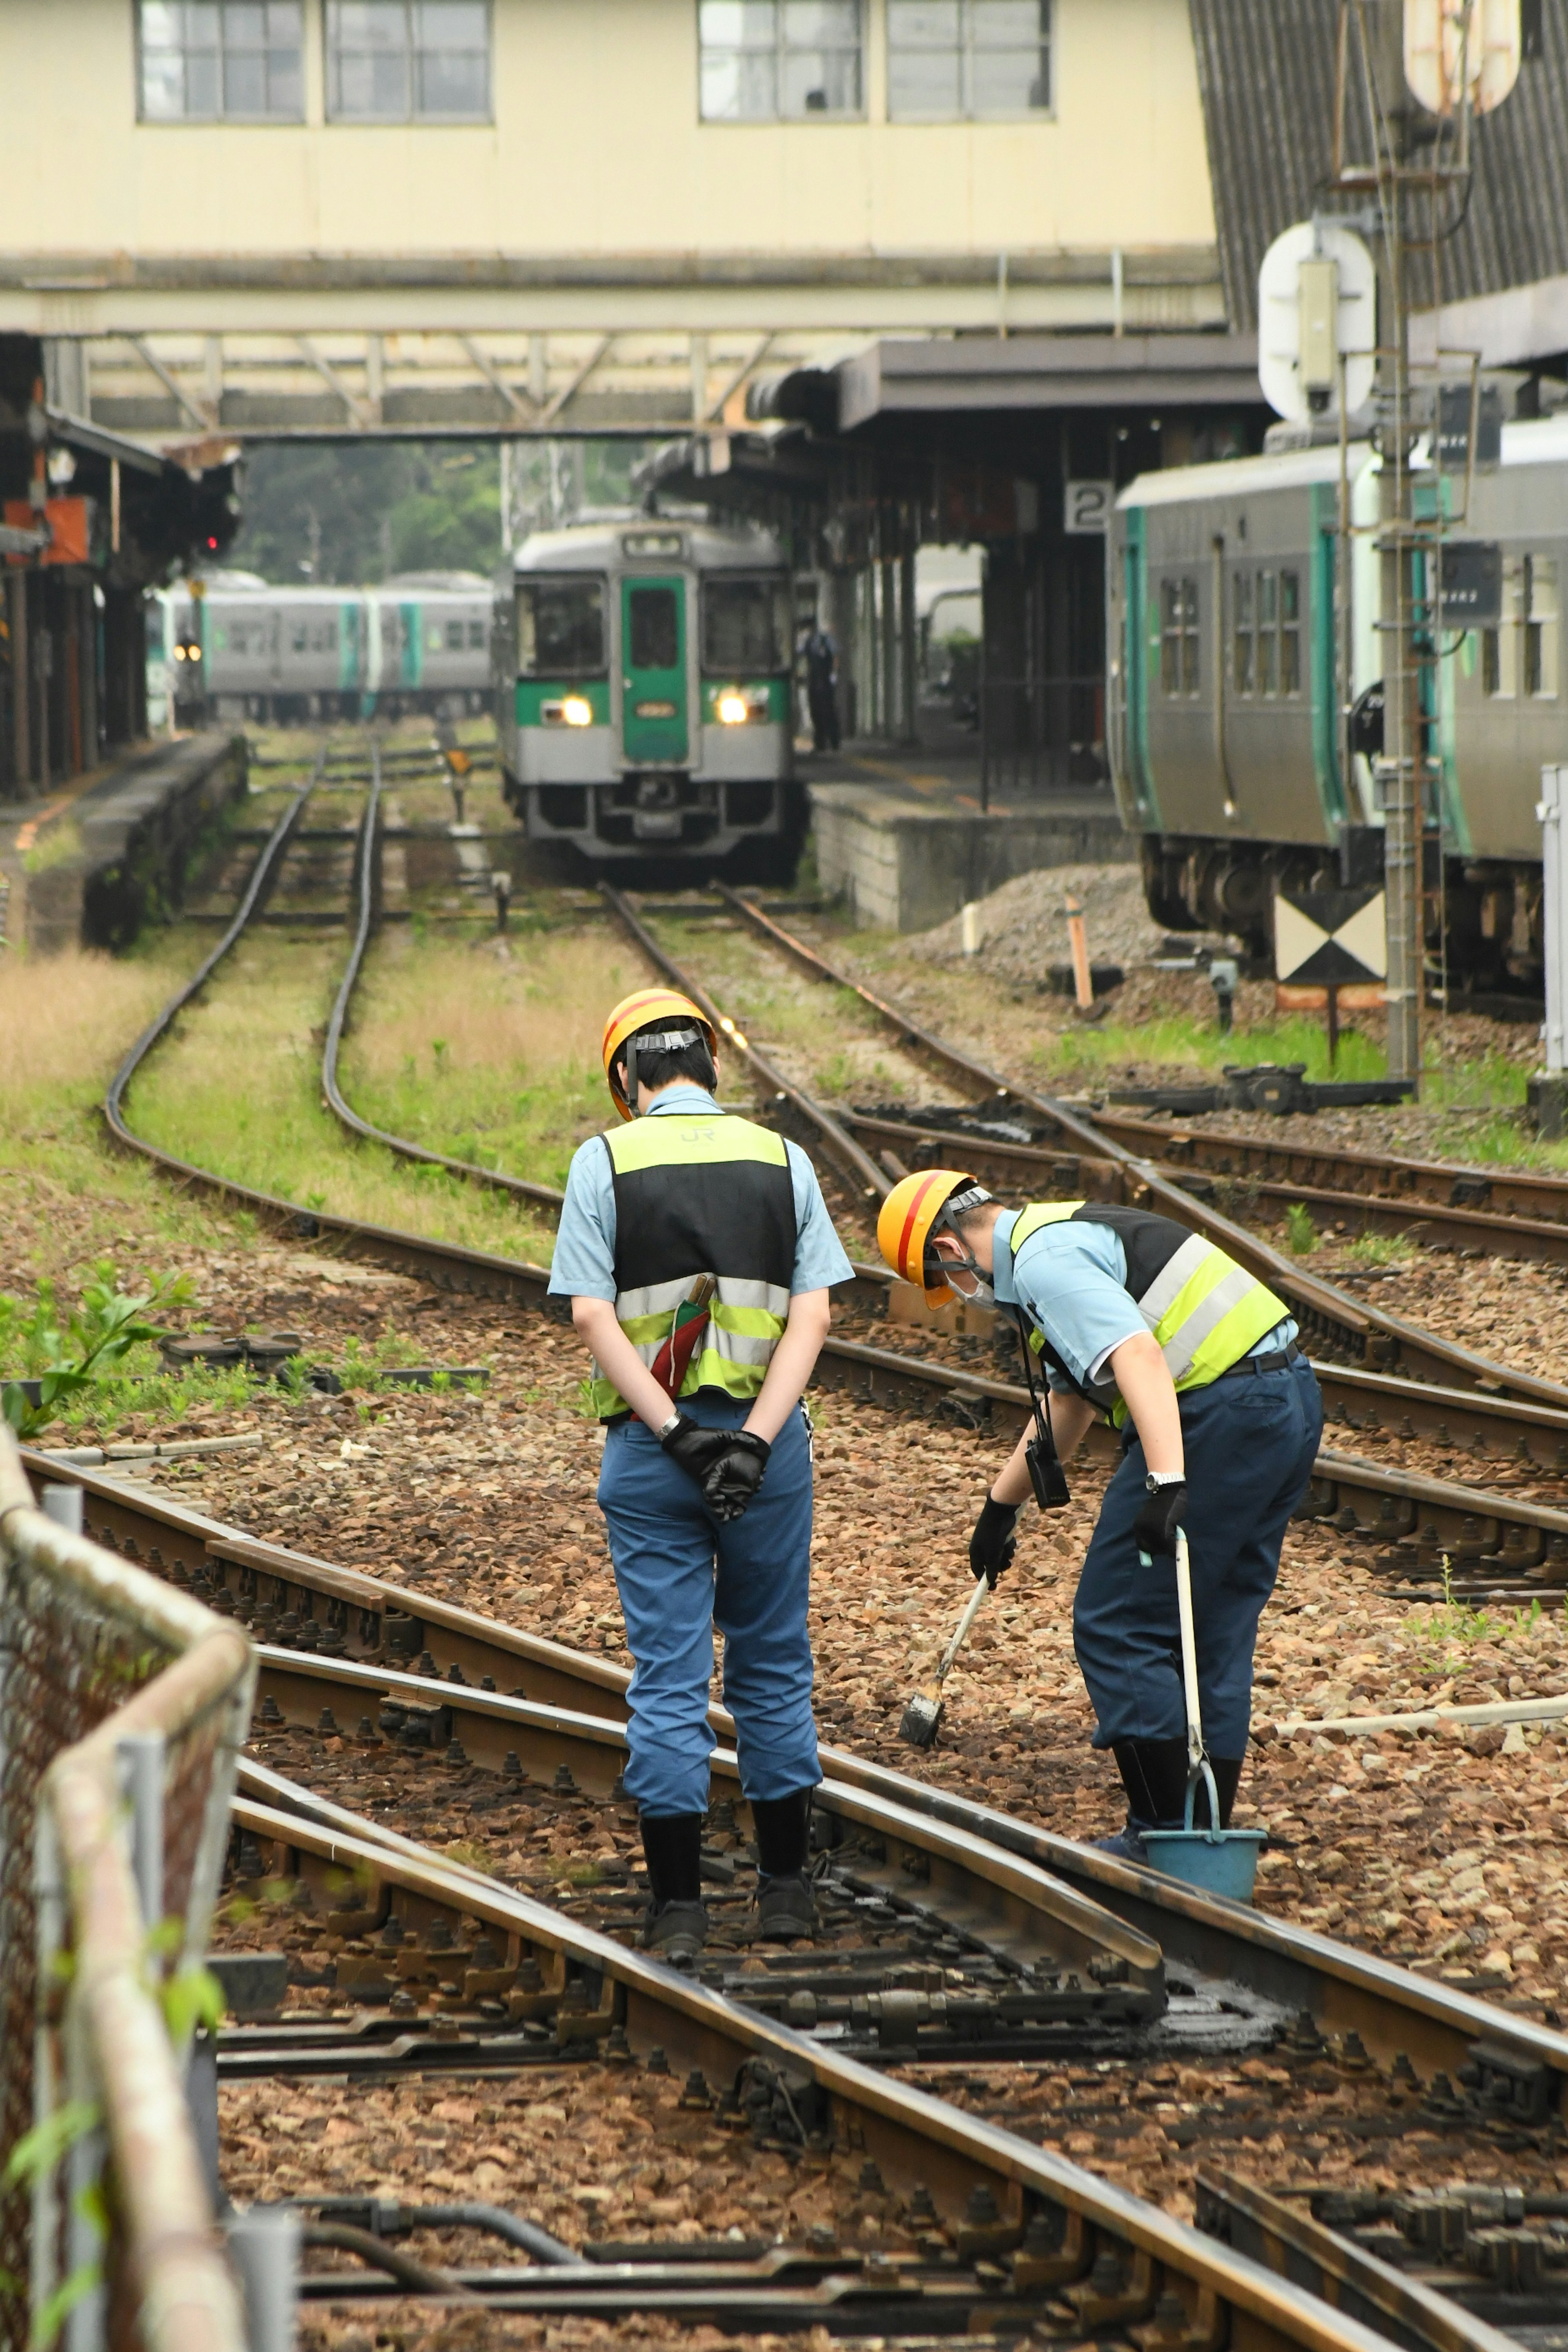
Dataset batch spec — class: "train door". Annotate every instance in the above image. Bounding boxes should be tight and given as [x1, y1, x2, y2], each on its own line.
[621, 577, 688, 765]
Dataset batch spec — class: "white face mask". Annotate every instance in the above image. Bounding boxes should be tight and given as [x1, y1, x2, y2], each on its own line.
[938, 1248, 993, 1307]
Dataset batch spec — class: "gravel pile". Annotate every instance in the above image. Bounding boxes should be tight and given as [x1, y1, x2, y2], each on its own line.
[905, 862, 1238, 989]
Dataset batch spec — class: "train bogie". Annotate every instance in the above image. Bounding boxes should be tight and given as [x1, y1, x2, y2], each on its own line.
[498, 520, 802, 875]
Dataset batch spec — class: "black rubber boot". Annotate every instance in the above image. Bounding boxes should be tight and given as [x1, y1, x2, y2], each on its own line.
[751, 1789, 813, 1877]
[749, 1788, 816, 1942]
[639, 1811, 706, 1960]
[1109, 1737, 1191, 1831]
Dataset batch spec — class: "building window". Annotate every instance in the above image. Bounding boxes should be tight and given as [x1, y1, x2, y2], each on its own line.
[326, 2, 490, 122]
[699, 2, 864, 120]
[1231, 566, 1301, 698]
[138, 2, 304, 120]
[1160, 577, 1199, 697]
[887, 0, 1050, 120]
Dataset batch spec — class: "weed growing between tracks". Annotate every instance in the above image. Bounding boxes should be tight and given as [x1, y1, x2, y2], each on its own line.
[126, 926, 564, 1262]
[339, 923, 644, 1192]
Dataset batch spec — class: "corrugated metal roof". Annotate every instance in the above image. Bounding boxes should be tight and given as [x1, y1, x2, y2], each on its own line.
[1188, 0, 1568, 333]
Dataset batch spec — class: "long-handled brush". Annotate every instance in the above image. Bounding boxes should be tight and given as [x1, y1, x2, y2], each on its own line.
[897, 1577, 990, 1749]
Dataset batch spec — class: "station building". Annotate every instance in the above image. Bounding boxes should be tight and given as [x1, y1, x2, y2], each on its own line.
[1, 0, 1565, 809]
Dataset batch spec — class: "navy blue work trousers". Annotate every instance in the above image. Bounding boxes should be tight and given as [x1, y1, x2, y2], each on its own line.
[596, 1394, 819, 1818]
[1072, 1355, 1322, 1758]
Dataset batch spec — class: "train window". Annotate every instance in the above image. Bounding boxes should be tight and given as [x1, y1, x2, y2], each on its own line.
[446, 620, 464, 650]
[468, 619, 486, 648]
[1526, 556, 1559, 699]
[1233, 572, 1252, 695]
[1486, 561, 1524, 698]
[630, 586, 680, 670]
[1159, 577, 1199, 697]
[1257, 572, 1277, 695]
[703, 578, 792, 673]
[516, 579, 606, 677]
[1280, 569, 1301, 696]
[292, 621, 308, 653]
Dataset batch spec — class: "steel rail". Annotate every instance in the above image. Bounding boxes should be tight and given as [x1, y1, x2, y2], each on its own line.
[712, 887, 1568, 1412]
[234, 1648, 1165, 2010]
[846, 1109, 1568, 1269]
[319, 744, 566, 1212]
[223, 1773, 1470, 2352]
[597, 881, 888, 1199]
[104, 745, 325, 1149]
[1094, 1107, 1568, 1229]
[98, 799, 1568, 1537]
[29, 1454, 1568, 2096]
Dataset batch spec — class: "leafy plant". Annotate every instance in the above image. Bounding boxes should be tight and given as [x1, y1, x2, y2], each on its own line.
[1345, 1231, 1415, 1267]
[1283, 1203, 1318, 1256]
[1, 1263, 194, 1439]
[1, 2099, 105, 2349]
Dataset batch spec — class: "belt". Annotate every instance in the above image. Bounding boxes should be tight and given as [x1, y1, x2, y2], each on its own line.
[1219, 1342, 1303, 1379]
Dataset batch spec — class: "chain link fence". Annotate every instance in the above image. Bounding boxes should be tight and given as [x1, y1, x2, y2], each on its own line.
[0, 1432, 255, 2352]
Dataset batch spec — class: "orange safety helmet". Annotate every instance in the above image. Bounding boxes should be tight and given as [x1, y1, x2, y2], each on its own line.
[877, 1169, 990, 1305]
[601, 988, 719, 1120]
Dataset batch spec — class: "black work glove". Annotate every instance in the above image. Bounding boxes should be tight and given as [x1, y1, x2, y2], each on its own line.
[1132, 1480, 1187, 1559]
[660, 1414, 734, 1486]
[969, 1494, 1021, 1587]
[702, 1431, 772, 1523]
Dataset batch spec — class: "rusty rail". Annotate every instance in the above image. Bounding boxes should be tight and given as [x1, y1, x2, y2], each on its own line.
[0, 1430, 255, 2352]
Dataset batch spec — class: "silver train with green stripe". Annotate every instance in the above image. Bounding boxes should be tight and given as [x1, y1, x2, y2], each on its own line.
[494, 517, 806, 878]
[1108, 412, 1568, 990]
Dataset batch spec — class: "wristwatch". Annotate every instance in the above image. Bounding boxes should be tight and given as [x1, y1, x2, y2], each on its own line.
[1145, 1470, 1185, 1492]
[657, 1411, 682, 1442]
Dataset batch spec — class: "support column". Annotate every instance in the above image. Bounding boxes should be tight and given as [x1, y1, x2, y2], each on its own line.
[7, 575, 28, 792]
[899, 547, 918, 745]
[880, 557, 897, 742]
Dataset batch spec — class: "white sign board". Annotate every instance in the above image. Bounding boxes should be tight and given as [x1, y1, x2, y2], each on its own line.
[1258, 222, 1377, 425]
[1064, 480, 1114, 536]
[1405, 0, 1521, 117]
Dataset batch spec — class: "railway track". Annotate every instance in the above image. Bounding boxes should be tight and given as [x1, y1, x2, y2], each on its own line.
[52, 731, 1568, 2338]
[101, 756, 1568, 1606]
[22, 1443, 1568, 2347]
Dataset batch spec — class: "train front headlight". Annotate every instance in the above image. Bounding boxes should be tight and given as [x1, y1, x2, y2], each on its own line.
[717, 691, 750, 726]
[561, 694, 594, 727]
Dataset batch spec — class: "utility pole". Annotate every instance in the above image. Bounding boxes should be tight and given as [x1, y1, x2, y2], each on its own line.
[1368, 0, 1425, 1091]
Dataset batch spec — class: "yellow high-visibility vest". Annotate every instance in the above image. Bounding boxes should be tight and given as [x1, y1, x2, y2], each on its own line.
[1009, 1200, 1287, 1409]
[588, 1112, 795, 1421]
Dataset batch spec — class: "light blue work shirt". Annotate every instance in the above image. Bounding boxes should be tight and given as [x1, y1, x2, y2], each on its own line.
[991, 1209, 1296, 1396]
[547, 1084, 855, 1301]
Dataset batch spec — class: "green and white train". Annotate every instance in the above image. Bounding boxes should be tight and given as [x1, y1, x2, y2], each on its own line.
[1109, 411, 1568, 989]
[494, 517, 805, 875]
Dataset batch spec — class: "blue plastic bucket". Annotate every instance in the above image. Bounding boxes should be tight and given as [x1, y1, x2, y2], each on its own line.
[1139, 1760, 1266, 1904]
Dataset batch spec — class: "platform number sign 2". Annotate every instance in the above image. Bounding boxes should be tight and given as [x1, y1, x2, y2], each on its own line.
[1064, 481, 1114, 536]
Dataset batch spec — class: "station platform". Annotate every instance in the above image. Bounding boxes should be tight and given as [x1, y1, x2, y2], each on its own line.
[0, 731, 247, 956]
[803, 743, 1134, 933]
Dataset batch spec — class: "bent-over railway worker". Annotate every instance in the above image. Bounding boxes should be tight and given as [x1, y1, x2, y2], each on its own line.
[878, 1173, 1322, 1858]
[549, 988, 853, 1958]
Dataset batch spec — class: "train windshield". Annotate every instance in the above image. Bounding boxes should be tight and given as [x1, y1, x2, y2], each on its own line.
[517, 577, 606, 676]
[702, 577, 791, 673]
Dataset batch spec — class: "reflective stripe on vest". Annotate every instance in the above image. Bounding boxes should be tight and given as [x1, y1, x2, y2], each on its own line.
[1009, 1201, 1288, 1395]
[588, 1114, 794, 1419]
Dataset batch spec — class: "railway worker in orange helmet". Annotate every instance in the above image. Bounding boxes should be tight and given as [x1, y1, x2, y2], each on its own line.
[878, 1170, 1322, 1858]
[548, 988, 854, 1960]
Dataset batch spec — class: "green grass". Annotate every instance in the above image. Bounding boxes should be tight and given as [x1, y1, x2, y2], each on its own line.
[125, 924, 578, 1265]
[1027, 1011, 1390, 1087]
[1343, 1231, 1417, 1267]
[21, 817, 84, 877]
